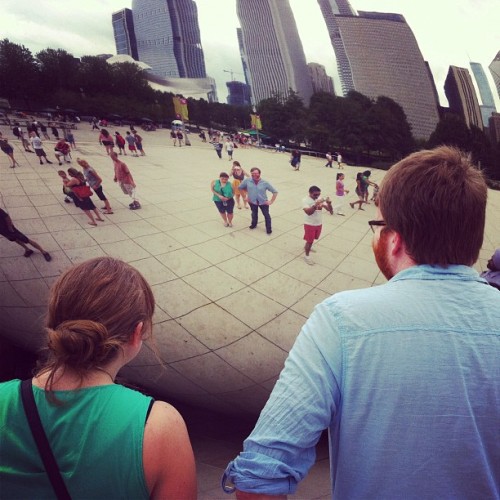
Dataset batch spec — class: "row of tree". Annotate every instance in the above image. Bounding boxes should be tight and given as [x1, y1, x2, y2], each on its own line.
[0, 38, 498, 179]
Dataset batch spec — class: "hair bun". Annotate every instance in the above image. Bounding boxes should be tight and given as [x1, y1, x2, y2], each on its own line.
[48, 320, 120, 369]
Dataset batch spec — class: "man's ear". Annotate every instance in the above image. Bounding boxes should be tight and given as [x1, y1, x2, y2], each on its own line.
[389, 230, 404, 257]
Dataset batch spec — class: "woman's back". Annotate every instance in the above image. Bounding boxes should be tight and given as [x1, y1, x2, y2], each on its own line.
[0, 380, 152, 499]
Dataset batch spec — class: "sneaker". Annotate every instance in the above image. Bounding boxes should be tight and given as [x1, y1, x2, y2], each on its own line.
[304, 255, 314, 265]
[24, 249, 34, 258]
[337, 212, 345, 216]
[43, 252, 52, 262]
[249, 225, 257, 229]
[47, 160, 53, 164]
[266, 229, 272, 234]
[129, 202, 135, 207]
[64, 197, 71, 203]
[228, 222, 233, 227]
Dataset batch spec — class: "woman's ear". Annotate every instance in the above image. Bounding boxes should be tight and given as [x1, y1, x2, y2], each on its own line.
[130, 322, 144, 347]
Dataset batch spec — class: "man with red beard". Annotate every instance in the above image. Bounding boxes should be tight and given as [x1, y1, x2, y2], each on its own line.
[222, 146, 500, 499]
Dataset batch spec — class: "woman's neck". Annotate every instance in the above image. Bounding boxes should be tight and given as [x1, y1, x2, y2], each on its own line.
[33, 367, 116, 391]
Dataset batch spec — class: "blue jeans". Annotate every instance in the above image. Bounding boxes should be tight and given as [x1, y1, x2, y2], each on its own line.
[250, 203, 271, 232]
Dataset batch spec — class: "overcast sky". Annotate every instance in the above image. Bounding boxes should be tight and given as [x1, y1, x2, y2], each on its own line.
[1, 0, 499, 109]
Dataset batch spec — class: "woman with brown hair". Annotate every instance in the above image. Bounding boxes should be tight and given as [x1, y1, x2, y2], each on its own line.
[0, 257, 197, 499]
[77, 158, 113, 214]
[65, 167, 104, 226]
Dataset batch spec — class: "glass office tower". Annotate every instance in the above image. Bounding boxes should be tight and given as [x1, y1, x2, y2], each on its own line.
[131, 0, 206, 79]
[112, 8, 139, 61]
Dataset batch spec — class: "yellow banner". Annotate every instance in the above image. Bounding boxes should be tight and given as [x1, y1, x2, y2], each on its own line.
[250, 114, 262, 130]
[173, 96, 189, 121]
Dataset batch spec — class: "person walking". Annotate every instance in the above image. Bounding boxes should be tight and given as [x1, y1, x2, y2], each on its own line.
[238, 168, 278, 234]
[350, 172, 368, 210]
[211, 172, 235, 227]
[324, 152, 333, 168]
[222, 146, 500, 499]
[133, 131, 146, 156]
[77, 158, 113, 214]
[212, 140, 223, 159]
[0, 133, 20, 168]
[302, 185, 333, 265]
[0, 208, 52, 260]
[110, 152, 141, 210]
[115, 132, 126, 155]
[0, 256, 197, 499]
[125, 132, 138, 157]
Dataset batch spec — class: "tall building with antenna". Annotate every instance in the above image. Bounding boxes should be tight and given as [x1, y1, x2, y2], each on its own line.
[236, 0, 313, 106]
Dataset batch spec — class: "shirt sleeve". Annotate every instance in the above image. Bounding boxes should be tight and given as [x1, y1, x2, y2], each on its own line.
[222, 300, 343, 495]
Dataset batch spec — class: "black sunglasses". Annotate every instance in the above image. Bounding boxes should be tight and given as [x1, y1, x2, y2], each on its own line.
[368, 220, 387, 233]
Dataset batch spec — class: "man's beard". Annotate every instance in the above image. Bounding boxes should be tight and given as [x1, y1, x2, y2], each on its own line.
[372, 230, 394, 280]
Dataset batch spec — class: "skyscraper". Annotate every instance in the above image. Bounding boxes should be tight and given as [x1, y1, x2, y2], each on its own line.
[470, 62, 497, 127]
[488, 51, 500, 100]
[317, 0, 356, 95]
[308, 63, 335, 94]
[444, 66, 483, 130]
[112, 8, 139, 61]
[236, 0, 313, 106]
[226, 81, 252, 106]
[320, 6, 440, 139]
[130, 0, 206, 79]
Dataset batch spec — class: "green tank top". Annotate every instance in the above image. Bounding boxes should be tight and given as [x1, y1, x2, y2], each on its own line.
[0, 379, 153, 499]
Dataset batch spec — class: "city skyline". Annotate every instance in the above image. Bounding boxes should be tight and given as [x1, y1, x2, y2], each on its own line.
[0, 0, 499, 110]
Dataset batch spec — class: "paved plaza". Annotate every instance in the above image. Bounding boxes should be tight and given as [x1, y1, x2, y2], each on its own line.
[1, 122, 499, 498]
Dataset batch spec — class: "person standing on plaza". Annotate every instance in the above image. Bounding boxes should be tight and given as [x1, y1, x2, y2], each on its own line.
[231, 161, 249, 210]
[0, 208, 52, 260]
[211, 172, 235, 227]
[170, 129, 178, 146]
[0, 132, 20, 168]
[350, 172, 368, 210]
[65, 168, 104, 226]
[336, 152, 344, 168]
[133, 131, 146, 156]
[335, 172, 349, 215]
[324, 151, 333, 168]
[176, 130, 184, 147]
[290, 149, 301, 171]
[125, 131, 138, 156]
[18, 128, 34, 153]
[212, 140, 223, 159]
[222, 146, 500, 499]
[77, 158, 113, 215]
[302, 185, 333, 265]
[29, 132, 53, 166]
[238, 168, 278, 234]
[225, 137, 235, 161]
[39, 122, 51, 140]
[111, 152, 141, 210]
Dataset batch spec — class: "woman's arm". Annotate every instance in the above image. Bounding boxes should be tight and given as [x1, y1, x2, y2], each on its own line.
[143, 401, 197, 500]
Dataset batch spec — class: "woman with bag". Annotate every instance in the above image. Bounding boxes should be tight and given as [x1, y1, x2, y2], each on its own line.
[0, 256, 197, 499]
[211, 171, 235, 227]
[65, 167, 104, 226]
[77, 158, 113, 214]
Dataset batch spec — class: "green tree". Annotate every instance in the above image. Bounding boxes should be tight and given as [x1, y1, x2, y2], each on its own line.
[0, 39, 40, 100]
[427, 113, 471, 150]
[36, 48, 79, 95]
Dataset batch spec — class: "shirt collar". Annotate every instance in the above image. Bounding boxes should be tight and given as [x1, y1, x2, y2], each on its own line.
[391, 264, 485, 284]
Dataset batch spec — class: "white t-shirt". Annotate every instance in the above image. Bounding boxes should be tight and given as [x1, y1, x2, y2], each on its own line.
[30, 136, 43, 149]
[303, 196, 322, 226]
